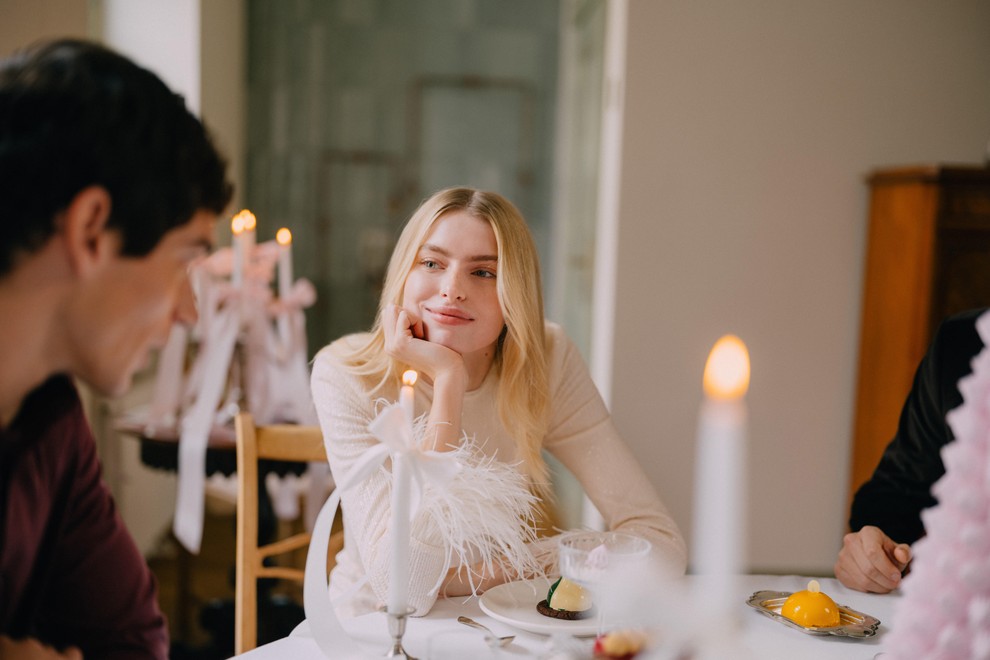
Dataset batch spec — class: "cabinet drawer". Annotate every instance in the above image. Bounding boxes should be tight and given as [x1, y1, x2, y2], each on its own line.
[940, 185, 990, 229]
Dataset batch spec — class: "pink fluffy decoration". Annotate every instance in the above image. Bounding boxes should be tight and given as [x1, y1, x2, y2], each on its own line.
[884, 311, 990, 659]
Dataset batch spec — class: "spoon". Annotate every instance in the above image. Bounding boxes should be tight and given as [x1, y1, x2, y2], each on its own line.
[457, 615, 515, 648]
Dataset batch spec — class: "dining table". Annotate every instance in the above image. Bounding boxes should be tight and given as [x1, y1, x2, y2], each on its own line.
[233, 574, 897, 659]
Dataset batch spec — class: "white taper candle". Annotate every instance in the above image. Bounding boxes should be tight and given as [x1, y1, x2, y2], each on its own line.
[230, 213, 246, 288]
[275, 227, 293, 348]
[692, 335, 749, 620]
[387, 370, 418, 615]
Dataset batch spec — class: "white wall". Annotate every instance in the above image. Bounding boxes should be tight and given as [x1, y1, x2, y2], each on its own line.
[613, 0, 990, 574]
[101, 0, 201, 111]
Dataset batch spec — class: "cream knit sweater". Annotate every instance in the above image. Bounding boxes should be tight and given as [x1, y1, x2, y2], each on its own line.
[310, 321, 686, 617]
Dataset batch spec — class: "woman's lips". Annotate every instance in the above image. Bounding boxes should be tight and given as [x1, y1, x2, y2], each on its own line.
[426, 306, 473, 325]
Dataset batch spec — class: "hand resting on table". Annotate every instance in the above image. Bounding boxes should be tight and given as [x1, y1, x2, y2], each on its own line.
[834, 525, 911, 593]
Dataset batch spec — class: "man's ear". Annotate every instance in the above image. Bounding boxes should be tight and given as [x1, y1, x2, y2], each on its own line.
[62, 186, 114, 277]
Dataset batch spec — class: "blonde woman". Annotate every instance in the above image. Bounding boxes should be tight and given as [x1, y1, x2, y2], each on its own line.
[311, 187, 686, 616]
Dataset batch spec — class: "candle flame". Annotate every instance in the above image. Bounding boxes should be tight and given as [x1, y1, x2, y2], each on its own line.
[240, 210, 257, 231]
[276, 227, 292, 245]
[402, 370, 418, 387]
[703, 335, 750, 400]
[231, 214, 246, 235]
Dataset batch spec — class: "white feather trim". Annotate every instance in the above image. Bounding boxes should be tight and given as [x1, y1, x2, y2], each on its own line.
[414, 437, 548, 593]
[369, 400, 550, 595]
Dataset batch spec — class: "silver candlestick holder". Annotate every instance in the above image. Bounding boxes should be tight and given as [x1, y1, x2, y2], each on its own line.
[383, 607, 418, 659]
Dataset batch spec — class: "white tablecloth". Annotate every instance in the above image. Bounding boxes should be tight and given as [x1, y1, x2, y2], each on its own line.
[234, 574, 897, 659]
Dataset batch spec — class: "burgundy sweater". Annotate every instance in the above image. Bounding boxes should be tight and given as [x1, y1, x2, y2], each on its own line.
[0, 376, 168, 658]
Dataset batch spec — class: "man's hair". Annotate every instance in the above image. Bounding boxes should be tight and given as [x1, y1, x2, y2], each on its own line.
[0, 38, 232, 274]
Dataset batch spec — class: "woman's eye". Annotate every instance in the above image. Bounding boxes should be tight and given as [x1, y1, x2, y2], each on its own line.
[473, 269, 496, 279]
[421, 259, 440, 269]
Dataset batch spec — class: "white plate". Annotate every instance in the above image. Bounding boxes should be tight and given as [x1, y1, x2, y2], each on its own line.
[478, 577, 598, 637]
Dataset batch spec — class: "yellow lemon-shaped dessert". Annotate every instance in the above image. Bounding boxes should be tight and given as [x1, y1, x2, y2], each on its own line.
[781, 580, 841, 628]
[548, 577, 593, 613]
[537, 577, 594, 620]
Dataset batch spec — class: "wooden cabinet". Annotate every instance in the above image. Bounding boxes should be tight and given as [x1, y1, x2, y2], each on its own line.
[850, 165, 990, 506]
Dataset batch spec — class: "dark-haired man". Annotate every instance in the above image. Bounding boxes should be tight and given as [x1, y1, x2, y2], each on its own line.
[0, 38, 232, 658]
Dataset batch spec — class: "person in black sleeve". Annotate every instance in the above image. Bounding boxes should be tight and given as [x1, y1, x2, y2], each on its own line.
[836, 308, 985, 593]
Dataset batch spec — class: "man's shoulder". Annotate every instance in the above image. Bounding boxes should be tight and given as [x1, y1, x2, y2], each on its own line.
[939, 307, 987, 334]
[16, 375, 83, 430]
[27, 374, 78, 401]
[7, 375, 90, 465]
[932, 308, 987, 363]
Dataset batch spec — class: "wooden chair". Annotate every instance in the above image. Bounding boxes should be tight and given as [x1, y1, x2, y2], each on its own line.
[234, 412, 343, 653]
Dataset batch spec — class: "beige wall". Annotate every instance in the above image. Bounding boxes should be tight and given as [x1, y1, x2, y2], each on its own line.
[0, 0, 88, 56]
[614, 0, 990, 574]
[201, 0, 246, 212]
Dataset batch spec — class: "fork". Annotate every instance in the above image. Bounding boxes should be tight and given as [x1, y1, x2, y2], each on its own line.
[457, 615, 515, 647]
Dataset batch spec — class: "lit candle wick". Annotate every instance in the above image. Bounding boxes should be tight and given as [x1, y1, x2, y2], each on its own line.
[703, 334, 750, 400]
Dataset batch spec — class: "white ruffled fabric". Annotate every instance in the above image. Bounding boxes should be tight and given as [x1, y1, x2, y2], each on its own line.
[412, 433, 548, 594]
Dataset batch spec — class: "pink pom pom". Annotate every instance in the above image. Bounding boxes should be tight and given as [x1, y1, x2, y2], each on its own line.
[939, 589, 967, 620]
[973, 631, 990, 660]
[894, 600, 939, 639]
[969, 597, 990, 629]
[885, 309, 990, 654]
[887, 631, 934, 658]
[958, 490, 989, 519]
[962, 523, 990, 552]
[959, 562, 990, 592]
[937, 624, 968, 658]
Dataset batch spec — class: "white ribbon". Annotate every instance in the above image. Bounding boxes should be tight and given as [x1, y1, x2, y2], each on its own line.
[303, 403, 461, 657]
[173, 305, 239, 552]
[169, 256, 318, 552]
[343, 405, 461, 519]
[147, 324, 188, 429]
[303, 489, 368, 658]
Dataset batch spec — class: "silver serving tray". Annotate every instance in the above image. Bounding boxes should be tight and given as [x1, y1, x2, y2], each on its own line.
[746, 590, 881, 638]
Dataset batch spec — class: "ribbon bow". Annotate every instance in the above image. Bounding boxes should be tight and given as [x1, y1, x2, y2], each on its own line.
[303, 402, 461, 657]
[338, 403, 461, 520]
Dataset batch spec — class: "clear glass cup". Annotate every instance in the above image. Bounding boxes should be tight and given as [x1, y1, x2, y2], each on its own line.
[557, 531, 652, 635]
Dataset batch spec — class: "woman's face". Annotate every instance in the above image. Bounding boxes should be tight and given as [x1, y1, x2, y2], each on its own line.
[401, 210, 505, 363]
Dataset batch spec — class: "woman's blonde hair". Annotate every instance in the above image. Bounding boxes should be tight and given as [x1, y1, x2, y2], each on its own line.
[341, 187, 551, 493]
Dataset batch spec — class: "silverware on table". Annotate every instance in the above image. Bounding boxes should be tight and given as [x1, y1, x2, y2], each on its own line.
[457, 615, 515, 648]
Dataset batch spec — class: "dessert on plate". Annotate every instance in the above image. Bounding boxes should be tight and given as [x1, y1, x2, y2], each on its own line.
[593, 629, 650, 659]
[536, 577, 594, 620]
[780, 580, 841, 628]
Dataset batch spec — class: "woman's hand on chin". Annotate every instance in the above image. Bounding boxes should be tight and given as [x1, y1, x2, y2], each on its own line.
[383, 304, 467, 386]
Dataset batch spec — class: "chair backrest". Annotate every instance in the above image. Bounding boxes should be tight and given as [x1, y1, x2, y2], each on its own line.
[234, 412, 338, 653]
